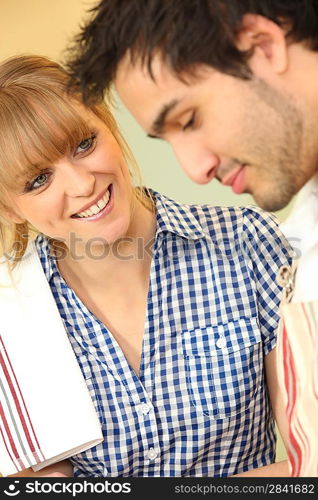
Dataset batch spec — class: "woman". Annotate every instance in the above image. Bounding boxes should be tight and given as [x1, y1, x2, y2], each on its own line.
[0, 55, 292, 477]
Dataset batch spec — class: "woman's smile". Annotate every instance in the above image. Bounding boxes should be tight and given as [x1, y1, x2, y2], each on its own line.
[71, 183, 114, 221]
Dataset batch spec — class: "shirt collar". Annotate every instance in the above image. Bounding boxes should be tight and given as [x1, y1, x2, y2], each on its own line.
[35, 189, 207, 283]
[35, 234, 57, 283]
[280, 172, 318, 253]
[150, 189, 206, 241]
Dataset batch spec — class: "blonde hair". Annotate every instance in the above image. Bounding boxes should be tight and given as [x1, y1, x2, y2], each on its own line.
[0, 55, 153, 267]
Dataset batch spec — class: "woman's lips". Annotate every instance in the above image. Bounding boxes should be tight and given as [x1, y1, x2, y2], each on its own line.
[71, 184, 114, 221]
[71, 185, 110, 216]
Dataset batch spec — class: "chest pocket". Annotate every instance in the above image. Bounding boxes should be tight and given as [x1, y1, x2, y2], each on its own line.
[182, 317, 263, 418]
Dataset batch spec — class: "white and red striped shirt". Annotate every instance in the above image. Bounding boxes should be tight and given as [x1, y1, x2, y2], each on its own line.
[280, 174, 318, 477]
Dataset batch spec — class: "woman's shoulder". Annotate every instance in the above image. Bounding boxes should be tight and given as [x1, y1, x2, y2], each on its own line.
[152, 189, 279, 239]
[0, 234, 49, 287]
[190, 203, 284, 244]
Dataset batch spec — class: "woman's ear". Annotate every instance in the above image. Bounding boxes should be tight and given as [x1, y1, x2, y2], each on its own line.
[235, 14, 289, 74]
[2, 207, 26, 225]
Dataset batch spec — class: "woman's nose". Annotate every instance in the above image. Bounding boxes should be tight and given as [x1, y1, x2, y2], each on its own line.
[60, 162, 95, 198]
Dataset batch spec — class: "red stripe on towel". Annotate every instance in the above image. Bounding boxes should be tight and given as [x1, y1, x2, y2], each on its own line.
[0, 336, 44, 461]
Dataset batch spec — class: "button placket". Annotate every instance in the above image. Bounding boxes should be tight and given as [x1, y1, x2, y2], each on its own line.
[136, 401, 160, 464]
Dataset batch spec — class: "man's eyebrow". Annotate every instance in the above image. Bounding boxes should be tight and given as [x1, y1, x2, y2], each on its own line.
[149, 99, 180, 136]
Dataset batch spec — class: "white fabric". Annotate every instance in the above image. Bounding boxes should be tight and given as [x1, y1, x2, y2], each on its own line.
[279, 173, 318, 476]
[0, 241, 103, 477]
[280, 173, 318, 302]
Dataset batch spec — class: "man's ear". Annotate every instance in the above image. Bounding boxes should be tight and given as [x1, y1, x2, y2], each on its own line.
[236, 14, 288, 74]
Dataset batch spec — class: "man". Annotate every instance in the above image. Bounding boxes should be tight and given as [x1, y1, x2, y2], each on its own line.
[68, 1, 318, 476]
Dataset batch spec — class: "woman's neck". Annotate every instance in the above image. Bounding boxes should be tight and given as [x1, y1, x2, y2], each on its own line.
[57, 197, 156, 291]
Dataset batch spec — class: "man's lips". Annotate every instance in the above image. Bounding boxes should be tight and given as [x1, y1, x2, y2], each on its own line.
[220, 165, 247, 195]
[221, 165, 245, 186]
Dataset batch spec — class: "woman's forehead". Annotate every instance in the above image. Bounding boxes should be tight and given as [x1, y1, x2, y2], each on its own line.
[0, 107, 96, 189]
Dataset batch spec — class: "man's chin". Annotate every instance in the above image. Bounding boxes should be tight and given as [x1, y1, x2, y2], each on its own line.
[252, 192, 294, 212]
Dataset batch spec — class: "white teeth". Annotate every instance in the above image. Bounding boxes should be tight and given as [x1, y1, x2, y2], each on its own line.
[90, 205, 100, 215]
[104, 190, 110, 203]
[75, 189, 110, 218]
[97, 199, 106, 210]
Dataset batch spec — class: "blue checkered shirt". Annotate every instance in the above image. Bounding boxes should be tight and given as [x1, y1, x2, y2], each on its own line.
[35, 190, 292, 477]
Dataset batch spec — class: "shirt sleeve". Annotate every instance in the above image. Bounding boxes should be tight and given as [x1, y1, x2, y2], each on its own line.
[242, 206, 294, 355]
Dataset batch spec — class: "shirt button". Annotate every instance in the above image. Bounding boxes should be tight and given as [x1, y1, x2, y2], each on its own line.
[216, 337, 227, 349]
[136, 403, 150, 415]
[140, 403, 150, 415]
[147, 447, 158, 460]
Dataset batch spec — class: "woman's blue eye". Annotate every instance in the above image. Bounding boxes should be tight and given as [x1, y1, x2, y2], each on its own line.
[29, 172, 49, 191]
[76, 135, 96, 154]
[22, 170, 51, 193]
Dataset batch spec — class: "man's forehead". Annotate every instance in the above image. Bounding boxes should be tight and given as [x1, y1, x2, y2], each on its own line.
[115, 55, 218, 133]
[115, 55, 183, 127]
[116, 53, 216, 101]
[117, 55, 203, 96]
[116, 51, 174, 90]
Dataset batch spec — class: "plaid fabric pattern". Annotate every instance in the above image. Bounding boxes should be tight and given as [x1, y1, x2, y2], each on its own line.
[35, 190, 292, 477]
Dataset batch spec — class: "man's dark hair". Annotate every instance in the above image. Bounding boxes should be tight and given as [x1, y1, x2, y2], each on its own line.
[67, 0, 318, 104]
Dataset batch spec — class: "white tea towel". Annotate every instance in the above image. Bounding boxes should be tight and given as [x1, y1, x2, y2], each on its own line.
[0, 241, 103, 476]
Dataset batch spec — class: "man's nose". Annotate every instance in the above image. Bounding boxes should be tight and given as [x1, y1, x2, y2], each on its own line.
[172, 142, 220, 185]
